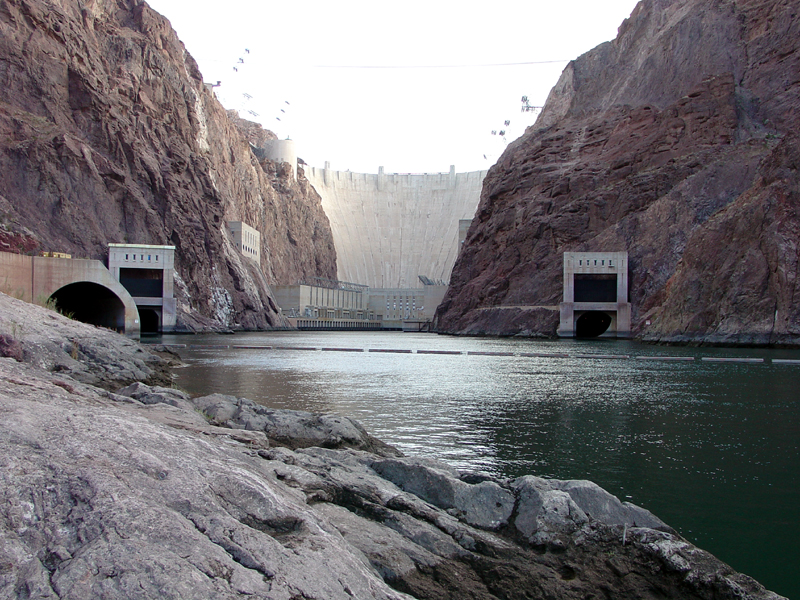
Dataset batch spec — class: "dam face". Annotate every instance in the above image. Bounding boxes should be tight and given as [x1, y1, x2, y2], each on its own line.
[305, 164, 486, 289]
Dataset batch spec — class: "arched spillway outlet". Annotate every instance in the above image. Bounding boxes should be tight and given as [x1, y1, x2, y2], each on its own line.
[49, 282, 127, 333]
[575, 311, 612, 338]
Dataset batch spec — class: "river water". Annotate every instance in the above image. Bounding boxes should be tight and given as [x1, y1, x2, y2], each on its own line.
[153, 331, 799, 598]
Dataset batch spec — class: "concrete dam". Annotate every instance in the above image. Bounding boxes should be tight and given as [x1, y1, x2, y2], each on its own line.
[305, 163, 486, 289]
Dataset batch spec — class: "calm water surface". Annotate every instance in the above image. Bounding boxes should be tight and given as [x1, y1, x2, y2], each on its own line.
[153, 331, 800, 598]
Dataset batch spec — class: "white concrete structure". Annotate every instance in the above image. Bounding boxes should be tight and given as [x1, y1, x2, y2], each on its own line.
[108, 244, 177, 333]
[306, 163, 485, 289]
[558, 251, 631, 338]
[262, 139, 297, 180]
[274, 280, 379, 330]
[227, 221, 261, 263]
[273, 278, 447, 331]
[367, 285, 448, 330]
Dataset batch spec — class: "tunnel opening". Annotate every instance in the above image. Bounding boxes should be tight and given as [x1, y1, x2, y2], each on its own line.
[574, 274, 617, 303]
[119, 267, 163, 297]
[139, 308, 161, 335]
[49, 282, 126, 332]
[575, 311, 612, 338]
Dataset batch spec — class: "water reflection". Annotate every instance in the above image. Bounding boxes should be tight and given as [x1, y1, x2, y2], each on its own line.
[159, 331, 799, 599]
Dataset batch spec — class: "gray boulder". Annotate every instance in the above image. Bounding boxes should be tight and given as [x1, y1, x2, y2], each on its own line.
[371, 458, 515, 529]
[193, 393, 402, 457]
[512, 476, 671, 547]
[117, 381, 195, 412]
[512, 476, 589, 546]
[550, 478, 669, 530]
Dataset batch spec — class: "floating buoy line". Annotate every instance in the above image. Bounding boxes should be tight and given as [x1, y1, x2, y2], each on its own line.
[160, 344, 800, 365]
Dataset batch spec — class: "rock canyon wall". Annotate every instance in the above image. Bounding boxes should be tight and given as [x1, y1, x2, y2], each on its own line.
[0, 0, 336, 330]
[436, 0, 800, 345]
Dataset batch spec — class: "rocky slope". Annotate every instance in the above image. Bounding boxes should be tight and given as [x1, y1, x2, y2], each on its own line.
[0, 293, 786, 599]
[0, 0, 336, 330]
[436, 0, 800, 344]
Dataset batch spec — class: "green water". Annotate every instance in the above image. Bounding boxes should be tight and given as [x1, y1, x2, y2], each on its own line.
[155, 331, 800, 598]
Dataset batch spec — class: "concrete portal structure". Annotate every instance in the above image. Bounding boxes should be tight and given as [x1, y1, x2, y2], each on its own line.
[306, 163, 485, 289]
[0, 251, 140, 338]
[227, 222, 261, 263]
[108, 244, 176, 334]
[558, 252, 631, 338]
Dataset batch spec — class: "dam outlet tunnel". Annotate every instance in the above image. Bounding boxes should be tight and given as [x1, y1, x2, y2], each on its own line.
[574, 274, 617, 303]
[119, 267, 163, 297]
[138, 308, 162, 334]
[575, 311, 613, 338]
[49, 282, 127, 332]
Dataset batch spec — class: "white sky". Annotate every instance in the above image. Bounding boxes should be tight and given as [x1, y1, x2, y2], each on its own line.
[146, 0, 640, 174]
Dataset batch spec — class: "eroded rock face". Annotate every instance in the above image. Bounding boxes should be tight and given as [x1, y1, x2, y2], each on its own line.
[0, 0, 335, 330]
[436, 0, 800, 344]
[193, 392, 403, 457]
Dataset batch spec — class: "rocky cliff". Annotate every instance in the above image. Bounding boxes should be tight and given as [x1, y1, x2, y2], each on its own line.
[436, 0, 800, 345]
[0, 0, 336, 330]
[0, 292, 786, 599]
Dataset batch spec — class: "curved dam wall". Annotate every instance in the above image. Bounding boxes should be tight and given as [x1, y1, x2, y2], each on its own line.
[305, 164, 486, 288]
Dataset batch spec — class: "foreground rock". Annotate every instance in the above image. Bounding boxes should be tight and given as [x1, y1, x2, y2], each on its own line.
[436, 0, 800, 345]
[0, 293, 170, 390]
[0, 298, 785, 599]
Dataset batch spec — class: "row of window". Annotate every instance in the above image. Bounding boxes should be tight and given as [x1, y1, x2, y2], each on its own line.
[304, 308, 373, 320]
[296, 320, 381, 330]
[124, 253, 159, 262]
[578, 259, 613, 266]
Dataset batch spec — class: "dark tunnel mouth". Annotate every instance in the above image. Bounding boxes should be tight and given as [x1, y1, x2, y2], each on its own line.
[49, 282, 126, 332]
[575, 311, 612, 338]
[138, 307, 161, 334]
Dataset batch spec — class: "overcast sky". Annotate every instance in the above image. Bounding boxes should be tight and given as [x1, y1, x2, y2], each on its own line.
[146, 0, 640, 174]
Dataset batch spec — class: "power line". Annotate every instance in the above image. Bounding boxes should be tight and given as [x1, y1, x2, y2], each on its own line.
[312, 60, 569, 69]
